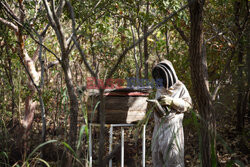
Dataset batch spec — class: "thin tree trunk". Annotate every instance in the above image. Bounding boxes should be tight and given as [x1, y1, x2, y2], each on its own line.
[98, 88, 105, 167]
[90, 32, 96, 68]
[202, 42, 209, 89]
[131, 24, 140, 79]
[247, 19, 250, 118]
[36, 34, 46, 145]
[17, 20, 40, 160]
[136, 2, 143, 77]
[165, 28, 170, 55]
[4, 44, 15, 120]
[61, 56, 79, 149]
[43, 0, 79, 153]
[136, 25, 143, 78]
[236, 39, 244, 131]
[0, 50, 4, 111]
[234, 0, 247, 131]
[143, 0, 149, 79]
[8, 55, 15, 118]
[188, 0, 216, 166]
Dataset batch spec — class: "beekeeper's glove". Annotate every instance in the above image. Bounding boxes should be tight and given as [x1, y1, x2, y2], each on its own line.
[158, 95, 173, 106]
[146, 99, 170, 117]
[158, 95, 191, 112]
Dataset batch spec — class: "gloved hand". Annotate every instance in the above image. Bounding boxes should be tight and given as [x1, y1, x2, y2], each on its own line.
[158, 95, 173, 106]
[147, 98, 171, 117]
[146, 99, 165, 115]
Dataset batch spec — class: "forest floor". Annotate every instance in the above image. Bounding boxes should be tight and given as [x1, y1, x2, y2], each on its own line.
[93, 109, 250, 167]
[2, 106, 249, 167]
[183, 111, 249, 167]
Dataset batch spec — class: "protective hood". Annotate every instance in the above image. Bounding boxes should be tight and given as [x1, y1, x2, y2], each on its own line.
[152, 60, 178, 89]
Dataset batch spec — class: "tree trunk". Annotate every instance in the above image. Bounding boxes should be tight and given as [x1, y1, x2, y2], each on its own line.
[131, 25, 140, 79]
[61, 56, 79, 149]
[143, 1, 149, 79]
[4, 44, 15, 121]
[136, 2, 143, 77]
[7, 52, 15, 118]
[90, 32, 96, 68]
[236, 39, 244, 131]
[247, 18, 250, 118]
[234, 0, 246, 131]
[98, 89, 106, 167]
[136, 25, 143, 78]
[188, 0, 216, 166]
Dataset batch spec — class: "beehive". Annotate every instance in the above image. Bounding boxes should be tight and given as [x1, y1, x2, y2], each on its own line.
[87, 88, 151, 124]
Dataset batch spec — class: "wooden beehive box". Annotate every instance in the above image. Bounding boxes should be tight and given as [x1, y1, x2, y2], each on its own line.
[87, 88, 151, 124]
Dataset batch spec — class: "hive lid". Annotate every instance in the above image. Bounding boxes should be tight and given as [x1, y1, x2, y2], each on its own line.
[88, 87, 152, 97]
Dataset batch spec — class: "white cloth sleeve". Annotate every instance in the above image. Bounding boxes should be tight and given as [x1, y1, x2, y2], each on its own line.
[172, 97, 192, 112]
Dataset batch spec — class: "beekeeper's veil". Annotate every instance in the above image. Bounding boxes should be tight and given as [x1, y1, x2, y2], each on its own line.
[152, 60, 178, 89]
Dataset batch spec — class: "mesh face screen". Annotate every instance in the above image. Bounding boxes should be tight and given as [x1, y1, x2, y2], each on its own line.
[153, 66, 167, 88]
[153, 62, 177, 89]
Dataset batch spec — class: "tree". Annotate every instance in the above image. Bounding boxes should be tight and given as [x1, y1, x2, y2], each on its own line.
[42, 0, 79, 153]
[188, 0, 217, 166]
[0, 0, 46, 158]
[143, 0, 149, 79]
[234, 0, 249, 131]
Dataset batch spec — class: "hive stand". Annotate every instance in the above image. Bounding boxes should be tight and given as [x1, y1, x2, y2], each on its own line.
[89, 123, 146, 167]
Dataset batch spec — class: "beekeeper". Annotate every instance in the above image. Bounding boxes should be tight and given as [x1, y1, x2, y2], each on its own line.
[151, 60, 192, 167]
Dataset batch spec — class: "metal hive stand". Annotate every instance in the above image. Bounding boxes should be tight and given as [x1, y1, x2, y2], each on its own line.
[89, 123, 146, 167]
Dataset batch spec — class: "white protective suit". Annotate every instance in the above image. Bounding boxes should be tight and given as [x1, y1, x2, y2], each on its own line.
[151, 60, 192, 167]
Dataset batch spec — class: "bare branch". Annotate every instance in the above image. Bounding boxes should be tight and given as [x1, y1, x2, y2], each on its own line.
[46, 60, 60, 69]
[29, 32, 61, 61]
[33, 28, 47, 142]
[67, 34, 83, 55]
[19, 23, 61, 60]
[0, 1, 19, 21]
[18, 54, 39, 91]
[1, 2, 59, 61]
[43, 0, 67, 53]
[66, 11, 106, 50]
[130, 23, 140, 79]
[171, 19, 189, 44]
[66, 0, 96, 78]
[18, 0, 25, 25]
[40, 0, 65, 37]
[51, 0, 67, 51]
[1, 2, 26, 29]
[0, 17, 18, 32]
[206, 31, 225, 43]
[42, 0, 56, 27]
[30, 0, 42, 25]
[66, 0, 111, 48]
[241, 0, 249, 31]
[209, 24, 234, 46]
[212, 50, 234, 100]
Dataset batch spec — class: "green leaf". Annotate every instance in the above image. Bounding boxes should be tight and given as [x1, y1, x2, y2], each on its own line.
[27, 140, 57, 160]
[34, 158, 51, 167]
[90, 101, 100, 123]
[77, 125, 86, 150]
[61, 142, 77, 157]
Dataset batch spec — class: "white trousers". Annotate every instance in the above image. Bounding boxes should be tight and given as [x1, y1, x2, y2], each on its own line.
[152, 114, 184, 167]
